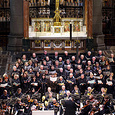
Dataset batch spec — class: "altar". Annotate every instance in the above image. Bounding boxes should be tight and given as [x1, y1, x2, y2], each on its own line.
[28, 0, 87, 51]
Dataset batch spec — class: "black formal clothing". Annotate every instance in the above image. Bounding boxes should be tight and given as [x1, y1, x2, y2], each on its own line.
[66, 77, 76, 92]
[80, 105, 91, 115]
[78, 78, 87, 94]
[64, 100, 77, 115]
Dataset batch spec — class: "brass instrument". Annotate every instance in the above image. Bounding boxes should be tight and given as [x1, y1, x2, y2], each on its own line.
[87, 88, 94, 96]
[42, 96, 46, 102]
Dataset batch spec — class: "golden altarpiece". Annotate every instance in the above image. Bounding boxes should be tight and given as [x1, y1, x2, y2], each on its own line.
[29, 0, 87, 50]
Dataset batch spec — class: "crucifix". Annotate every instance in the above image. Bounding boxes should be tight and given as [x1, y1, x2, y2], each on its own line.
[53, 0, 61, 26]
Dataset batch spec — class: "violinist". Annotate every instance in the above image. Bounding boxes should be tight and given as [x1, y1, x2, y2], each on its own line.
[14, 98, 24, 115]
[48, 98, 59, 115]
[24, 95, 33, 106]
[0, 102, 9, 115]
[100, 95, 111, 115]
[31, 99, 41, 111]
[89, 101, 100, 115]
[24, 95, 33, 115]
[79, 100, 91, 115]
[89, 95, 97, 104]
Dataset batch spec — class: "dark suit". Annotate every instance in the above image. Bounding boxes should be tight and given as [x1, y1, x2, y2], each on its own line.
[64, 100, 77, 115]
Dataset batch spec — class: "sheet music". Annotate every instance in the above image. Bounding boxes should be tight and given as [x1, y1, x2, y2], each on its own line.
[107, 81, 113, 86]
[108, 58, 113, 62]
[0, 83, 8, 87]
[50, 77, 57, 82]
[94, 76, 100, 79]
[88, 80, 95, 84]
[31, 83, 38, 86]
[49, 71, 57, 75]
[98, 80, 102, 84]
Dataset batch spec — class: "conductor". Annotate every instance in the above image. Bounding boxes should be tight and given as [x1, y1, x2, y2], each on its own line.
[64, 97, 78, 115]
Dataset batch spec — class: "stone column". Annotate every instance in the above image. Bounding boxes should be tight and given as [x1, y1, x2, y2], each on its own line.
[8, 0, 23, 51]
[84, 0, 88, 31]
[93, 0, 105, 50]
[87, 0, 93, 39]
[86, 0, 94, 50]
[23, 0, 29, 38]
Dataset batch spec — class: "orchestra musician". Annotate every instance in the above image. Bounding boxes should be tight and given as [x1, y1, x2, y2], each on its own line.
[48, 98, 59, 115]
[0, 101, 10, 115]
[31, 99, 41, 111]
[100, 95, 111, 115]
[24, 95, 33, 114]
[85, 87, 94, 96]
[14, 98, 25, 115]
[79, 100, 91, 115]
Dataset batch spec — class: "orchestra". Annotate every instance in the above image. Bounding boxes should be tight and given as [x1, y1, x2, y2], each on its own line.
[0, 50, 114, 115]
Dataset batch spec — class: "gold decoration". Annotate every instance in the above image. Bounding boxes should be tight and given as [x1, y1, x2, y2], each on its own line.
[53, 0, 61, 26]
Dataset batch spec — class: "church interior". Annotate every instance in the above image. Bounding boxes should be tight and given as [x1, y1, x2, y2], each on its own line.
[0, 0, 115, 115]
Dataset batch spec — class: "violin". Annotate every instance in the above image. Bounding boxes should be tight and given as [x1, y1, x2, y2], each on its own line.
[80, 104, 89, 111]
[53, 103, 59, 107]
[28, 99, 33, 103]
